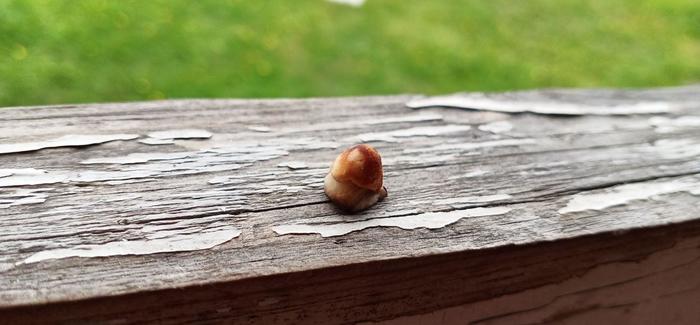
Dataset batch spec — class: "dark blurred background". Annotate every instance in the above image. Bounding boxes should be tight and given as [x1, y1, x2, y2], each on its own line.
[1, 0, 699, 107]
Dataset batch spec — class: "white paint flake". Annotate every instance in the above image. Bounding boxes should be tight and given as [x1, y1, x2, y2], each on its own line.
[81, 152, 191, 164]
[272, 207, 511, 237]
[0, 141, 310, 187]
[0, 168, 47, 178]
[357, 125, 471, 143]
[382, 153, 461, 166]
[365, 113, 444, 125]
[0, 134, 138, 155]
[432, 194, 512, 206]
[448, 169, 489, 180]
[247, 125, 272, 133]
[208, 176, 232, 185]
[22, 226, 241, 264]
[275, 113, 443, 135]
[640, 138, 700, 160]
[478, 121, 513, 134]
[0, 172, 68, 187]
[147, 129, 212, 140]
[0, 188, 54, 209]
[407, 93, 677, 115]
[277, 161, 309, 170]
[559, 179, 700, 214]
[138, 138, 175, 145]
[649, 116, 700, 133]
[404, 138, 536, 153]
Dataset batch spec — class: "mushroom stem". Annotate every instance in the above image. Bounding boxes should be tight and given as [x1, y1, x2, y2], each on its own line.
[324, 144, 387, 212]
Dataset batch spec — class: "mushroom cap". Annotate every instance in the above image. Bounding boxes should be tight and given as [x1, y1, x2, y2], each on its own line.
[330, 144, 383, 192]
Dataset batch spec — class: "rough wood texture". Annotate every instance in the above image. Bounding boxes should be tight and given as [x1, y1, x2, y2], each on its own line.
[1, 85, 700, 324]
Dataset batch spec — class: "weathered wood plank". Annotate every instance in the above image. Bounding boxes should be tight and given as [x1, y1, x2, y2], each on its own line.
[369, 227, 700, 325]
[1, 85, 700, 323]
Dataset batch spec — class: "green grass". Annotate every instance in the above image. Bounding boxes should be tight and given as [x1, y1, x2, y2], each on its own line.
[1, 0, 699, 106]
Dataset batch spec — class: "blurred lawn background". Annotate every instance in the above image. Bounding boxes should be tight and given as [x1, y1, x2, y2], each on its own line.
[1, 0, 699, 107]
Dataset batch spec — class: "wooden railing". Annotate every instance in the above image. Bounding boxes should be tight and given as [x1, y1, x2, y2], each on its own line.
[1, 85, 700, 324]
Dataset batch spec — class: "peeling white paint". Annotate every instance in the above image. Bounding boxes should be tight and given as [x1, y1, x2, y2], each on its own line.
[102, 193, 143, 203]
[275, 113, 443, 135]
[0, 172, 68, 187]
[0, 134, 138, 155]
[1, 141, 314, 187]
[81, 152, 192, 164]
[377, 208, 423, 217]
[382, 153, 461, 166]
[0, 263, 14, 272]
[0, 188, 53, 209]
[279, 138, 340, 150]
[0, 168, 48, 179]
[104, 178, 157, 185]
[0, 168, 47, 176]
[147, 129, 212, 140]
[284, 185, 306, 193]
[365, 113, 444, 125]
[0, 161, 220, 187]
[478, 121, 514, 134]
[0, 169, 171, 187]
[448, 169, 489, 180]
[208, 176, 232, 185]
[432, 194, 512, 206]
[642, 139, 700, 160]
[277, 161, 309, 170]
[22, 226, 241, 264]
[559, 178, 700, 214]
[187, 137, 337, 153]
[272, 207, 511, 237]
[649, 116, 700, 133]
[138, 138, 175, 145]
[405, 138, 536, 153]
[247, 125, 272, 133]
[407, 94, 676, 115]
[358, 125, 471, 143]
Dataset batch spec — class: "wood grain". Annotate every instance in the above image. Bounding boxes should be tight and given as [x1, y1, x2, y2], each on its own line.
[1, 85, 700, 323]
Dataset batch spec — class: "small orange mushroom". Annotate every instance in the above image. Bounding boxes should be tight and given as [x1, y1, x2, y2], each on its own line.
[324, 144, 387, 212]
